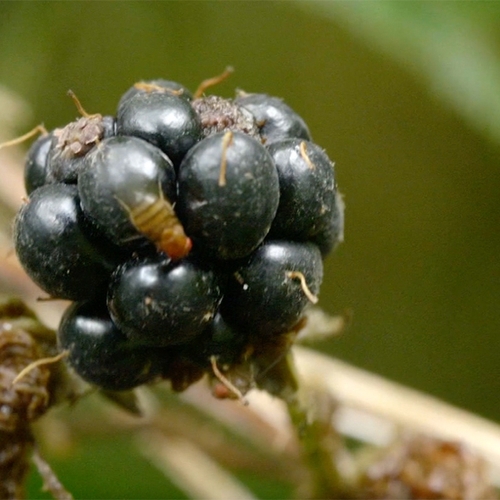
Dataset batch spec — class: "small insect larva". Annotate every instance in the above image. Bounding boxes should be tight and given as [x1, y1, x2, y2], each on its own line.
[116, 186, 192, 260]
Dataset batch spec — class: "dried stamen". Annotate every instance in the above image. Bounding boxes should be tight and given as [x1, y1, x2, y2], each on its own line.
[133, 82, 184, 96]
[210, 356, 248, 405]
[67, 89, 96, 119]
[0, 124, 48, 151]
[300, 141, 315, 170]
[287, 271, 318, 304]
[218, 131, 233, 187]
[12, 350, 68, 386]
[194, 66, 234, 100]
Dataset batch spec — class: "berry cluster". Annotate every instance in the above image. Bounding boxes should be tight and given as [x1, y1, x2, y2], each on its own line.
[13, 71, 344, 395]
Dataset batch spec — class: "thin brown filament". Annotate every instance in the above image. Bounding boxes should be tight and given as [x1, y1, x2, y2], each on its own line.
[12, 350, 69, 385]
[194, 66, 234, 99]
[0, 124, 48, 151]
[287, 271, 319, 304]
[133, 82, 184, 96]
[210, 356, 248, 405]
[67, 89, 93, 118]
[299, 141, 315, 170]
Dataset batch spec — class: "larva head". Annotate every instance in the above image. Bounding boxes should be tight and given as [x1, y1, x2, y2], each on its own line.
[159, 226, 192, 260]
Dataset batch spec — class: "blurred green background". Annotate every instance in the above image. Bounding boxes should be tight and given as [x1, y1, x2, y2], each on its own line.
[1, 1, 500, 498]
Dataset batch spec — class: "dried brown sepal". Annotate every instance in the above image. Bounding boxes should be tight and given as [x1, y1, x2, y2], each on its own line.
[359, 434, 499, 500]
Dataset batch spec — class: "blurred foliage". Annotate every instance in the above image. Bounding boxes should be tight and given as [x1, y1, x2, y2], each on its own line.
[0, 1, 499, 498]
[301, 1, 500, 146]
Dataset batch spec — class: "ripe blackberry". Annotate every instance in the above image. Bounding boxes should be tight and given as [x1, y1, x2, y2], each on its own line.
[177, 131, 280, 260]
[107, 256, 222, 347]
[12, 72, 343, 399]
[14, 184, 115, 300]
[58, 300, 157, 391]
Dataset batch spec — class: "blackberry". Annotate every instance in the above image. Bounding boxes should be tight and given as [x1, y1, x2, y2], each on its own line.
[107, 256, 222, 347]
[58, 300, 157, 391]
[177, 131, 280, 260]
[13, 73, 343, 397]
[14, 184, 115, 300]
